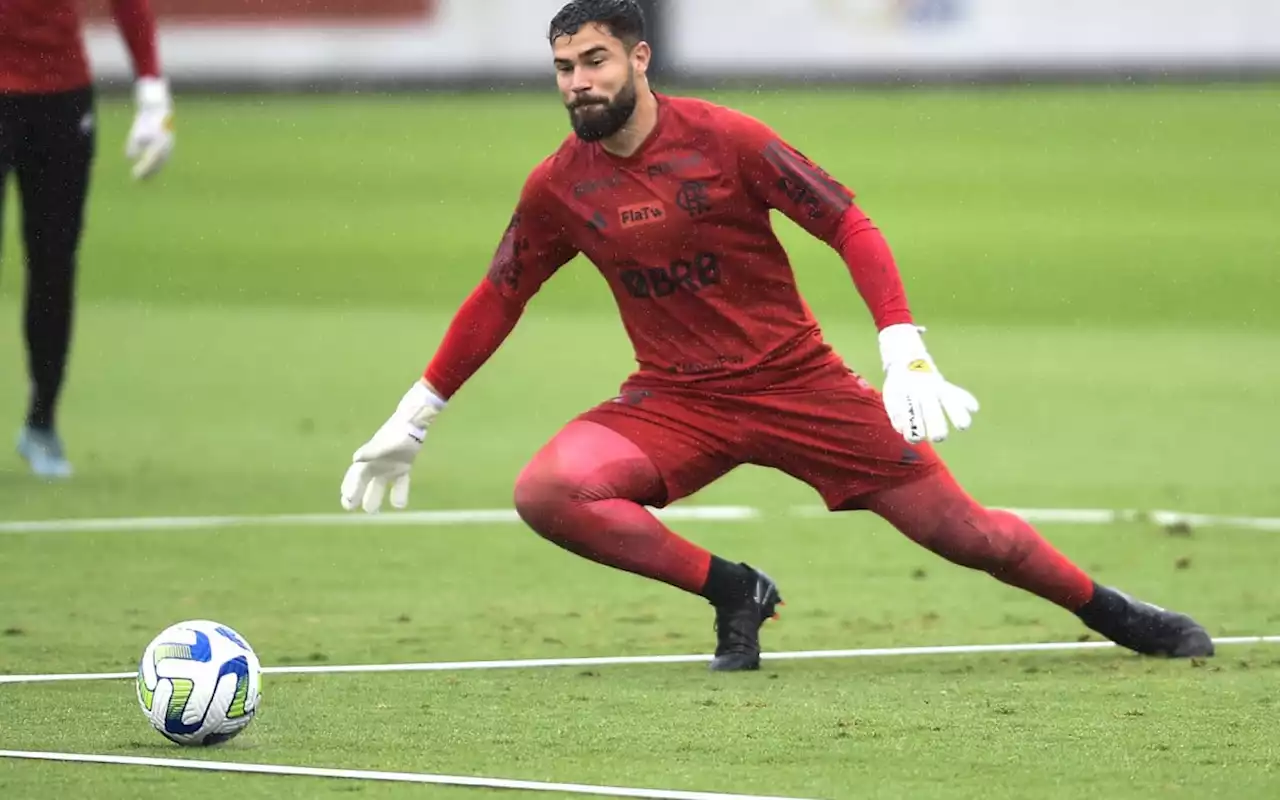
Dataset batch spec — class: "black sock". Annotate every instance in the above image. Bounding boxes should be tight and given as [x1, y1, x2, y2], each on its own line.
[699, 556, 752, 607]
[1074, 583, 1126, 627]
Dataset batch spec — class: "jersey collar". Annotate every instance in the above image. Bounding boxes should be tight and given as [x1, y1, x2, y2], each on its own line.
[597, 91, 668, 166]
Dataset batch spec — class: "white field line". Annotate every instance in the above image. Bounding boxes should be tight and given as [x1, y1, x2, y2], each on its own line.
[1000, 507, 1280, 531]
[1000, 507, 1132, 524]
[4, 505, 1278, 535]
[1146, 509, 1280, 532]
[4, 636, 1278, 686]
[790, 505, 1125, 524]
[0, 505, 759, 534]
[792, 505, 1280, 531]
[0, 750, 820, 800]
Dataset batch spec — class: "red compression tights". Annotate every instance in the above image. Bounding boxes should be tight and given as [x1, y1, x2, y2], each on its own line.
[514, 421, 1095, 610]
[513, 420, 714, 593]
[861, 468, 1096, 609]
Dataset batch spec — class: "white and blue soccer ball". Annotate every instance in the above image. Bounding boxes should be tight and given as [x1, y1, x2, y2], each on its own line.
[136, 619, 262, 746]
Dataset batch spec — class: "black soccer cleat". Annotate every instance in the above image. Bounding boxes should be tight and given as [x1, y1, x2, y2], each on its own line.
[708, 564, 782, 672]
[1076, 584, 1214, 658]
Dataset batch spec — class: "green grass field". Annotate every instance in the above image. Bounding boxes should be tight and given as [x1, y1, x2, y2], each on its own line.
[1, 84, 1279, 799]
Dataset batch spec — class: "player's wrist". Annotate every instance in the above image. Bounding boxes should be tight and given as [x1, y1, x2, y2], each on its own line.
[396, 380, 447, 433]
[417, 378, 445, 399]
[877, 323, 931, 371]
[134, 76, 171, 109]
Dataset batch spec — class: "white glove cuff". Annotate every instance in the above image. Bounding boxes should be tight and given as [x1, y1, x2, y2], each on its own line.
[877, 323, 930, 371]
[396, 381, 447, 433]
[135, 77, 172, 109]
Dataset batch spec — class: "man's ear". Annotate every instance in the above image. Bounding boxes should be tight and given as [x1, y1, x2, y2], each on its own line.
[631, 40, 652, 75]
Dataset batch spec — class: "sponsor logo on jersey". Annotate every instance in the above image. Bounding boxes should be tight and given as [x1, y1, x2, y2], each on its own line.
[619, 202, 667, 229]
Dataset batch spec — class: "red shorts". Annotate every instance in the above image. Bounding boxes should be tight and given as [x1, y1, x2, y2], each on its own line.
[575, 362, 942, 512]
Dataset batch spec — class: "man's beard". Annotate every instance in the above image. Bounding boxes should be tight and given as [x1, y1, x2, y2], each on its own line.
[567, 77, 638, 142]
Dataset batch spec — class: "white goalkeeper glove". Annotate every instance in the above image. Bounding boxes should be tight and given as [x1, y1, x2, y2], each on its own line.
[125, 77, 174, 181]
[340, 381, 446, 513]
[878, 323, 980, 444]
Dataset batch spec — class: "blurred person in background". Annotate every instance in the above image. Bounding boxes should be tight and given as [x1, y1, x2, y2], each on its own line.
[0, 0, 174, 478]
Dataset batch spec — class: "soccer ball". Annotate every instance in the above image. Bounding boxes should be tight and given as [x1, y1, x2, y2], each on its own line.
[136, 619, 262, 746]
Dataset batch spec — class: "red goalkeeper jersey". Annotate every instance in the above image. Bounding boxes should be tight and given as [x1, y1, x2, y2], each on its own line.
[425, 93, 913, 397]
[0, 0, 159, 94]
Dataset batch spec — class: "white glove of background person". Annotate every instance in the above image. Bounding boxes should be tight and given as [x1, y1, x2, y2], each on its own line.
[126, 77, 174, 181]
[341, 381, 447, 513]
[878, 324, 980, 444]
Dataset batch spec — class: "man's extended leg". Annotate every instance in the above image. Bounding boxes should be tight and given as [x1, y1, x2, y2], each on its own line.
[513, 416, 781, 671]
[15, 88, 95, 478]
[741, 363, 1212, 659]
[861, 467, 1213, 657]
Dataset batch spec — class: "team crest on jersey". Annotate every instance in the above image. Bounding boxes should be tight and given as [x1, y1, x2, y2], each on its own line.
[675, 180, 712, 218]
[618, 202, 666, 229]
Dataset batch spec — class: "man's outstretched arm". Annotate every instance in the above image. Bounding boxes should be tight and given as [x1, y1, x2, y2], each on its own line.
[418, 279, 526, 399]
[731, 110, 979, 444]
[341, 163, 578, 512]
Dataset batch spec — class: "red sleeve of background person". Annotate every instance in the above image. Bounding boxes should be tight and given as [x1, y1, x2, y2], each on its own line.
[110, 0, 162, 78]
[727, 108, 914, 330]
[0, 0, 159, 92]
[423, 159, 579, 399]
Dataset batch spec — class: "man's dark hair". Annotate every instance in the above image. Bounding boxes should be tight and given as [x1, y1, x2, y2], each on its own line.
[548, 0, 646, 49]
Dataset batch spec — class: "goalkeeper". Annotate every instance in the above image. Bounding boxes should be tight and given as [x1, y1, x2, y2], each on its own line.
[342, 0, 1213, 672]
